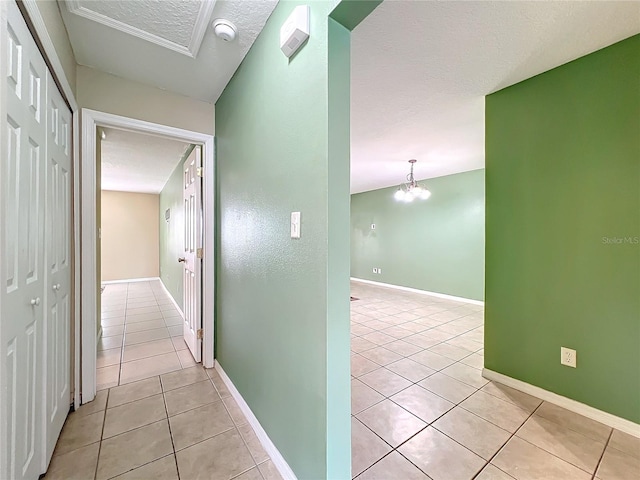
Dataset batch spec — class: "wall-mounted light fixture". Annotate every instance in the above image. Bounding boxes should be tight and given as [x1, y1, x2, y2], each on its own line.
[394, 159, 431, 202]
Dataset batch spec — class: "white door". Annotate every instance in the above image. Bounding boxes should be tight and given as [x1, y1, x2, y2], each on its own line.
[1, 2, 48, 478]
[43, 69, 72, 467]
[181, 146, 202, 362]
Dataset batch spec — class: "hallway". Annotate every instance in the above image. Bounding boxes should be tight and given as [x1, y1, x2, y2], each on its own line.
[44, 366, 283, 479]
[98, 281, 198, 390]
[350, 282, 638, 480]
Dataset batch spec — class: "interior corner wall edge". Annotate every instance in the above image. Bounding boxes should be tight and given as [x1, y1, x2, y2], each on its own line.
[485, 34, 640, 424]
[31, 0, 77, 94]
[101, 191, 160, 282]
[214, 1, 351, 478]
[351, 169, 485, 302]
[159, 161, 185, 311]
[75, 65, 215, 134]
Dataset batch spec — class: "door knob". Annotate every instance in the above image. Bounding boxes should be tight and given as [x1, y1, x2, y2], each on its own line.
[52, 284, 61, 291]
[178, 257, 186, 263]
[30, 297, 41, 306]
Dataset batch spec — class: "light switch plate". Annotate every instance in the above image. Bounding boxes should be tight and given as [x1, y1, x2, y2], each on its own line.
[291, 212, 301, 239]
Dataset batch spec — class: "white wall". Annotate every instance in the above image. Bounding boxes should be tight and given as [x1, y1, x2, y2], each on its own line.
[101, 191, 160, 282]
[76, 66, 215, 134]
[33, 0, 77, 93]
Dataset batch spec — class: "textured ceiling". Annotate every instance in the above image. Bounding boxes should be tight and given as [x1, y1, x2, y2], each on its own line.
[351, 1, 640, 194]
[60, 0, 278, 102]
[72, 0, 202, 47]
[100, 128, 190, 194]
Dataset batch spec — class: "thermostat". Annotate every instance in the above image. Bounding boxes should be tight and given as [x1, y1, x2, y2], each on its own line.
[280, 5, 310, 58]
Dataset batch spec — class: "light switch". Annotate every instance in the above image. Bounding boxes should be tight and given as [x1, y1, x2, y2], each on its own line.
[291, 212, 301, 239]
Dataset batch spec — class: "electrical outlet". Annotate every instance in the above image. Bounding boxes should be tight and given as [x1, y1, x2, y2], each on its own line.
[377, 268, 382, 274]
[372, 268, 378, 274]
[561, 347, 577, 368]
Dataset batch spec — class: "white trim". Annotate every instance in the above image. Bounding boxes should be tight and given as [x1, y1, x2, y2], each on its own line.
[202, 139, 215, 368]
[158, 279, 185, 319]
[81, 111, 98, 403]
[65, 0, 216, 59]
[20, 0, 78, 111]
[81, 109, 215, 404]
[101, 277, 160, 285]
[188, 0, 217, 58]
[215, 361, 297, 480]
[350, 277, 484, 306]
[482, 368, 640, 438]
[72, 112, 80, 409]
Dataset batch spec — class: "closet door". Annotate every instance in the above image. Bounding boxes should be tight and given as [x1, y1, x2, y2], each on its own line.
[43, 69, 72, 467]
[1, 2, 48, 479]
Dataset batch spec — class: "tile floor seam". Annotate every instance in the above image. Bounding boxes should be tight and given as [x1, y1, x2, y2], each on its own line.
[159, 377, 181, 480]
[161, 376, 213, 394]
[171, 425, 237, 453]
[103, 453, 176, 480]
[93, 389, 111, 480]
[531, 409, 614, 445]
[120, 347, 180, 366]
[590, 429, 613, 480]
[513, 431, 601, 477]
[395, 449, 436, 480]
[470, 400, 544, 479]
[166, 397, 220, 419]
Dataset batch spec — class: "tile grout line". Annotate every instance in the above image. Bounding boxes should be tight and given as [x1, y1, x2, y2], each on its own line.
[159, 374, 181, 480]
[350, 291, 496, 479]
[468, 401, 543, 480]
[590, 429, 613, 480]
[93, 388, 111, 480]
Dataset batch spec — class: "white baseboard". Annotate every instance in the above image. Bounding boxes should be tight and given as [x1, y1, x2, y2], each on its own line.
[482, 368, 640, 438]
[215, 361, 297, 480]
[158, 278, 184, 318]
[101, 276, 160, 285]
[350, 277, 484, 306]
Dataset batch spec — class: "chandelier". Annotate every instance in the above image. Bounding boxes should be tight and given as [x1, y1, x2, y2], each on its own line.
[394, 159, 431, 202]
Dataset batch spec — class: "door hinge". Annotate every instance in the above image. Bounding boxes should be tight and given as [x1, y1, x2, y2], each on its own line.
[197, 329, 203, 340]
[197, 248, 203, 259]
[197, 166, 204, 177]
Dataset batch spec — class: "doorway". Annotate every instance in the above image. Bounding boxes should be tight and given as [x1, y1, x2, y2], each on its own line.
[80, 109, 215, 405]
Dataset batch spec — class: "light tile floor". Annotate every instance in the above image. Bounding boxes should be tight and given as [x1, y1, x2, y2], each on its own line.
[350, 282, 640, 480]
[44, 366, 283, 480]
[97, 281, 199, 390]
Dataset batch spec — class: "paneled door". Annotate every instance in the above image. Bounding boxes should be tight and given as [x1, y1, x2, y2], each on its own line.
[1, 2, 73, 478]
[43, 69, 72, 467]
[1, 2, 48, 478]
[181, 146, 202, 362]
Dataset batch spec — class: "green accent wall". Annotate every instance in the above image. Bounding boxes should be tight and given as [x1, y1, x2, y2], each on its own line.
[214, 1, 374, 477]
[485, 35, 640, 423]
[159, 153, 189, 311]
[351, 169, 485, 301]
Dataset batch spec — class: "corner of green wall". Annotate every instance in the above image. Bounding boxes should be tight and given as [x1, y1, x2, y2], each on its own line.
[485, 34, 640, 423]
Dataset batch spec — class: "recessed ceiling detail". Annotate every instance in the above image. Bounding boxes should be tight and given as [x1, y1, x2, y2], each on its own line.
[65, 0, 217, 58]
[60, 0, 278, 102]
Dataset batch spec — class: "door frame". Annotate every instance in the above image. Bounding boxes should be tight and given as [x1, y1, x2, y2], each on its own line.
[80, 109, 215, 404]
